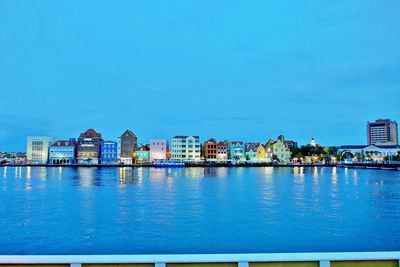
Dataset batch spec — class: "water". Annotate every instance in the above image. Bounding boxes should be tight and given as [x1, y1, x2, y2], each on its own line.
[0, 166, 399, 255]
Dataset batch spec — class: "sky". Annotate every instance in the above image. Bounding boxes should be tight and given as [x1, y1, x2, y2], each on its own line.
[0, 1, 399, 151]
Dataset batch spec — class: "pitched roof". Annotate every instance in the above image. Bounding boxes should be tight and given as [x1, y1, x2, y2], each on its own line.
[122, 129, 136, 138]
[204, 138, 217, 144]
[231, 141, 244, 145]
[217, 141, 227, 147]
[51, 140, 75, 147]
[173, 135, 200, 139]
[78, 128, 102, 140]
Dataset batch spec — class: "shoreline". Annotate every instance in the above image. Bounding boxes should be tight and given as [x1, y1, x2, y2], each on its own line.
[0, 163, 337, 168]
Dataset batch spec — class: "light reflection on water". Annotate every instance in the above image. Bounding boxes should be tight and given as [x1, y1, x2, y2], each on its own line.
[0, 166, 399, 254]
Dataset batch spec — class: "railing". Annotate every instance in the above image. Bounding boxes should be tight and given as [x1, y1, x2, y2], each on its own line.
[1, 252, 400, 267]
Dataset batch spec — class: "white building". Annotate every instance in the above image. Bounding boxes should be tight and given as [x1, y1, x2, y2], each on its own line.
[171, 136, 200, 161]
[27, 136, 55, 164]
[338, 145, 400, 161]
[150, 139, 169, 161]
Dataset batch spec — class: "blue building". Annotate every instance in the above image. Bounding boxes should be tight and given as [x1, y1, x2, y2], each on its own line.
[229, 141, 245, 161]
[101, 141, 118, 164]
[49, 139, 76, 164]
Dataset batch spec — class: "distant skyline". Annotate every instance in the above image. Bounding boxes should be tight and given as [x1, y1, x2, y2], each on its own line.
[1, 1, 399, 151]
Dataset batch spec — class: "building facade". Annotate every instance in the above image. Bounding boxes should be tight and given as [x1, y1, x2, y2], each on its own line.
[49, 139, 76, 164]
[150, 139, 169, 161]
[367, 119, 398, 145]
[101, 141, 118, 164]
[119, 129, 137, 164]
[135, 144, 150, 163]
[171, 136, 201, 161]
[245, 143, 258, 161]
[217, 141, 229, 160]
[229, 141, 245, 161]
[27, 136, 55, 164]
[77, 129, 103, 164]
[338, 145, 400, 162]
[272, 139, 291, 163]
[203, 139, 218, 160]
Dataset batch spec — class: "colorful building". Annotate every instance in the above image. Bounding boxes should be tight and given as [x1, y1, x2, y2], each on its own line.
[77, 129, 103, 164]
[271, 137, 291, 163]
[49, 139, 76, 164]
[135, 144, 150, 163]
[101, 141, 118, 164]
[171, 135, 201, 161]
[217, 141, 229, 160]
[203, 138, 217, 160]
[27, 136, 55, 164]
[119, 129, 137, 164]
[245, 143, 258, 161]
[150, 139, 169, 161]
[229, 141, 245, 161]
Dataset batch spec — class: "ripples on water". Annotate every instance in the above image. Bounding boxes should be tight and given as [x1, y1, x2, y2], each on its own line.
[0, 166, 400, 254]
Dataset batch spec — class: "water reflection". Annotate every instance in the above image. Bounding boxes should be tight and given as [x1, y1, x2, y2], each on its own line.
[119, 167, 135, 184]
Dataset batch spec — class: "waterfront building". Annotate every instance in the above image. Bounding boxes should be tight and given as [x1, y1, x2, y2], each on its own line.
[77, 129, 103, 164]
[367, 119, 398, 145]
[338, 144, 400, 161]
[271, 137, 291, 163]
[101, 141, 118, 164]
[119, 129, 137, 164]
[245, 143, 258, 161]
[217, 141, 229, 160]
[229, 141, 245, 161]
[255, 144, 273, 162]
[26, 136, 55, 164]
[203, 138, 217, 160]
[49, 139, 76, 164]
[135, 144, 150, 163]
[171, 136, 201, 161]
[150, 139, 169, 161]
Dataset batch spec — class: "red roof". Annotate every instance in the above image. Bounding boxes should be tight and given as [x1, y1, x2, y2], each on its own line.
[78, 128, 102, 140]
[231, 141, 244, 145]
[217, 141, 227, 147]
[51, 140, 75, 147]
[205, 138, 217, 143]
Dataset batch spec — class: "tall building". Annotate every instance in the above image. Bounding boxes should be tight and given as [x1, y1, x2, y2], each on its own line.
[26, 136, 55, 164]
[367, 119, 398, 145]
[203, 139, 217, 160]
[77, 129, 103, 164]
[49, 139, 76, 164]
[150, 139, 168, 161]
[119, 129, 137, 164]
[101, 141, 118, 164]
[171, 136, 200, 161]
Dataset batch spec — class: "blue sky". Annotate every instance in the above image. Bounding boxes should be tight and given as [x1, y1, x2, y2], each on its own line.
[0, 1, 399, 151]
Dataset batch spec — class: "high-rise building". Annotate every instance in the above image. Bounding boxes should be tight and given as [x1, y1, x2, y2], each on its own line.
[77, 128, 103, 164]
[171, 136, 200, 161]
[367, 119, 398, 145]
[26, 136, 55, 164]
[119, 129, 137, 164]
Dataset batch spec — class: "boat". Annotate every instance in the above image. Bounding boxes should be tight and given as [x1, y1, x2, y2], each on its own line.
[153, 159, 185, 167]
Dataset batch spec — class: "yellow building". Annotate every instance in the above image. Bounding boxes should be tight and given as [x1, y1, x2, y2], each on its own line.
[255, 144, 273, 162]
[272, 140, 291, 163]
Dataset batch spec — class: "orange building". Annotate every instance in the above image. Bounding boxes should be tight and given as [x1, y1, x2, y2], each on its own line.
[203, 139, 217, 160]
